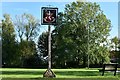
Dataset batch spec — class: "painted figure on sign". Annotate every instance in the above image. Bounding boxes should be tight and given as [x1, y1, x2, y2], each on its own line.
[44, 10, 55, 23]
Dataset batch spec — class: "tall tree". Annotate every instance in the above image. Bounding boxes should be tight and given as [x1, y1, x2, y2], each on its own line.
[38, 32, 48, 58]
[14, 13, 40, 42]
[2, 14, 19, 67]
[53, 2, 111, 67]
[14, 13, 40, 67]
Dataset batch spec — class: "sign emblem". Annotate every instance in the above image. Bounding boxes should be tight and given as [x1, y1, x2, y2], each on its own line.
[41, 7, 58, 25]
[44, 10, 55, 23]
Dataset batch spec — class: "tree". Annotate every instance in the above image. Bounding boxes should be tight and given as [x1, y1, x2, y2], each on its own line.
[0, 22, 2, 67]
[14, 13, 40, 67]
[23, 53, 43, 68]
[110, 37, 120, 63]
[118, 39, 120, 63]
[111, 36, 119, 51]
[53, 2, 111, 67]
[38, 32, 48, 58]
[119, 39, 120, 51]
[2, 14, 19, 67]
[37, 31, 59, 68]
[14, 13, 40, 42]
[19, 40, 37, 67]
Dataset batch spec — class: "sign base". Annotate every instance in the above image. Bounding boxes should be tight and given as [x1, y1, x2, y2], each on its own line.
[43, 69, 56, 78]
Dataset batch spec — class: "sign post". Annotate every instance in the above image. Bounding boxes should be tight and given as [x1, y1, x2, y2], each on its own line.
[41, 7, 58, 78]
[48, 25, 51, 70]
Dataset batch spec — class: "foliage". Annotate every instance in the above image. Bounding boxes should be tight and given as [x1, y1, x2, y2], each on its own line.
[38, 32, 48, 58]
[23, 53, 43, 68]
[14, 13, 40, 67]
[1, 2, 113, 68]
[17, 38, 38, 67]
[53, 2, 111, 67]
[2, 13, 40, 67]
[2, 14, 19, 67]
[19, 40, 36, 58]
[14, 13, 40, 42]
[111, 36, 119, 51]
[110, 37, 120, 63]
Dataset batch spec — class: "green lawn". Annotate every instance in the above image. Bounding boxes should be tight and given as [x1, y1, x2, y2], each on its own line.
[0, 68, 120, 80]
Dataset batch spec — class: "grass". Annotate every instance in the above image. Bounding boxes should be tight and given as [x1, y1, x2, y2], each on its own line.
[0, 68, 120, 80]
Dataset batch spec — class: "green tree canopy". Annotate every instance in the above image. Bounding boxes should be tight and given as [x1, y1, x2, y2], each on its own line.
[111, 36, 119, 51]
[14, 13, 40, 67]
[38, 32, 48, 58]
[2, 14, 19, 66]
[53, 2, 111, 67]
[14, 13, 40, 42]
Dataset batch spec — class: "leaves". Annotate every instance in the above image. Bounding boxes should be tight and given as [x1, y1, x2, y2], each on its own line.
[53, 1, 111, 66]
[2, 14, 19, 66]
[15, 13, 40, 42]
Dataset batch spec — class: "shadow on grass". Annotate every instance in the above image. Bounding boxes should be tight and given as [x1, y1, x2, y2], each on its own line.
[2, 71, 44, 75]
[55, 71, 100, 76]
[2, 70, 117, 76]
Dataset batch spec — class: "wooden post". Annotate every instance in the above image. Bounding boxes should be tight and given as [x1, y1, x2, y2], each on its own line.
[48, 25, 51, 70]
[43, 25, 56, 78]
[42, 6, 57, 78]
